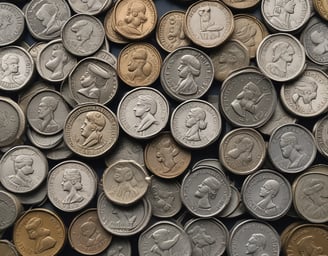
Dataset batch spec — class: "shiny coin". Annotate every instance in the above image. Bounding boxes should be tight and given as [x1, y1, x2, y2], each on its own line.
[0, 191, 23, 231]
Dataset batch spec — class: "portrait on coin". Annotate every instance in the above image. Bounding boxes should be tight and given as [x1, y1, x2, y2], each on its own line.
[80, 0, 103, 12]
[36, 2, 64, 36]
[234, 23, 257, 49]
[198, 6, 222, 40]
[112, 166, 139, 201]
[0, 53, 24, 85]
[150, 229, 180, 255]
[310, 30, 328, 55]
[256, 179, 280, 214]
[184, 107, 207, 141]
[245, 233, 269, 256]
[71, 20, 94, 52]
[155, 136, 180, 173]
[194, 176, 220, 209]
[292, 76, 318, 113]
[25, 217, 57, 254]
[187, 225, 215, 256]
[79, 111, 106, 149]
[150, 184, 174, 212]
[80, 217, 104, 247]
[227, 136, 254, 165]
[127, 48, 152, 82]
[296, 235, 327, 256]
[133, 95, 158, 133]
[61, 168, 84, 205]
[8, 155, 34, 188]
[45, 44, 69, 80]
[269, 0, 296, 29]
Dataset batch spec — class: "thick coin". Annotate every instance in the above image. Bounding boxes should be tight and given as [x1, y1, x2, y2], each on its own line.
[222, 0, 260, 9]
[117, 87, 169, 139]
[314, 115, 328, 159]
[93, 49, 117, 69]
[217, 185, 241, 217]
[64, 103, 119, 158]
[68, 0, 111, 16]
[0, 191, 23, 231]
[99, 237, 131, 256]
[45, 141, 74, 161]
[47, 160, 97, 212]
[26, 128, 63, 150]
[171, 99, 221, 149]
[13, 208, 66, 256]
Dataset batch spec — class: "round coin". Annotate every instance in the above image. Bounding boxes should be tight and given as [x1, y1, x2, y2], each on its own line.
[0, 191, 23, 231]
[0, 240, 19, 256]
[222, 0, 260, 9]
[68, 0, 110, 15]
[99, 237, 131, 256]
[314, 115, 328, 159]
[313, 0, 328, 21]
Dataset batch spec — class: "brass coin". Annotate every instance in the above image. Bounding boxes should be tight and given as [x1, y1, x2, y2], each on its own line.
[104, 7, 130, 44]
[313, 0, 328, 21]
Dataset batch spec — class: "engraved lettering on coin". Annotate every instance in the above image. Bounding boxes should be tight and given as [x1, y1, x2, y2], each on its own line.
[8, 155, 34, 188]
[195, 176, 220, 209]
[71, 20, 94, 53]
[198, 6, 223, 40]
[61, 168, 85, 205]
[133, 95, 158, 133]
[0, 53, 24, 85]
[150, 229, 180, 255]
[256, 180, 280, 214]
[80, 111, 106, 149]
[296, 235, 327, 255]
[245, 233, 269, 256]
[79, 217, 105, 247]
[187, 225, 215, 255]
[36, 2, 64, 36]
[127, 49, 152, 83]
[269, 0, 296, 29]
[25, 217, 57, 254]
[310, 30, 328, 55]
[227, 136, 254, 164]
[45, 44, 70, 80]
[184, 107, 207, 142]
[155, 137, 179, 173]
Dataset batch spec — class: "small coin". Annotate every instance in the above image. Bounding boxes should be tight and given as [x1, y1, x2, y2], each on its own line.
[99, 237, 131, 256]
[47, 160, 98, 212]
[313, 115, 328, 159]
[222, 0, 260, 9]
[64, 103, 119, 158]
[68, 208, 112, 255]
[28, 42, 47, 63]
[117, 87, 169, 139]
[0, 190, 23, 230]
[313, 0, 328, 21]
[171, 99, 222, 149]
[217, 185, 241, 217]
[26, 127, 63, 150]
[93, 49, 117, 69]
[45, 140, 74, 161]
[68, 0, 110, 15]
[117, 42, 162, 87]
[13, 208, 66, 256]
[0, 240, 19, 256]
[104, 7, 130, 44]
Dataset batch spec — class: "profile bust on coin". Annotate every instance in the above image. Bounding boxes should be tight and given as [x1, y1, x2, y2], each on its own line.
[36, 2, 64, 36]
[45, 44, 70, 81]
[128, 49, 152, 83]
[185, 107, 207, 142]
[245, 233, 269, 256]
[0, 53, 23, 85]
[80, 111, 106, 149]
[61, 168, 85, 205]
[8, 155, 35, 188]
[195, 176, 221, 209]
[134, 95, 158, 133]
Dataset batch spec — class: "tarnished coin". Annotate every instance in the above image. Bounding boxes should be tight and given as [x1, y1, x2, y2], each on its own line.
[61, 14, 105, 57]
[313, 0, 328, 21]
[0, 3, 25, 46]
[68, 208, 112, 255]
[0, 240, 19, 256]
[104, 7, 130, 44]
[228, 219, 280, 256]
[64, 103, 119, 158]
[220, 69, 277, 128]
[97, 192, 152, 236]
[113, 0, 157, 40]
[242, 169, 292, 220]
[171, 99, 221, 149]
[13, 208, 66, 256]
[0, 145, 48, 194]
[184, 0, 234, 48]
[156, 10, 191, 52]
[0, 191, 23, 230]
[26, 89, 70, 136]
[231, 14, 268, 58]
[69, 57, 118, 105]
[139, 221, 192, 256]
[36, 39, 77, 83]
[257, 33, 306, 82]
[268, 124, 316, 173]
[48, 160, 97, 212]
[0, 46, 34, 91]
[146, 176, 182, 218]
[117, 43, 162, 87]
[117, 87, 169, 139]
[314, 115, 328, 159]
[99, 237, 131, 256]
[222, 0, 260, 9]
[0, 96, 25, 148]
[68, 0, 111, 15]
[281, 68, 328, 117]
[161, 47, 214, 101]
[102, 160, 149, 205]
[25, 0, 71, 41]
[184, 218, 228, 256]
[145, 132, 191, 179]
[219, 128, 266, 175]
[181, 166, 231, 217]
[261, 0, 311, 33]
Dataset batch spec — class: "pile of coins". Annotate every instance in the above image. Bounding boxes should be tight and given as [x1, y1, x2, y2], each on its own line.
[0, 0, 328, 255]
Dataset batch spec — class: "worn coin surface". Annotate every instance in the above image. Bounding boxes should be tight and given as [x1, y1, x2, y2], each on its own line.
[93, 49, 117, 69]
[117, 87, 169, 139]
[0, 190, 23, 230]
[47, 160, 98, 212]
[314, 115, 328, 159]
[99, 237, 131, 256]
[68, 0, 110, 15]
[171, 99, 221, 149]
[13, 208, 66, 256]
[64, 103, 119, 158]
[222, 0, 260, 9]
[26, 128, 63, 150]
[313, 0, 328, 21]
[0, 145, 48, 194]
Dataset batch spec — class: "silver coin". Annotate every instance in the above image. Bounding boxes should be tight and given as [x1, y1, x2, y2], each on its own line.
[220, 69, 277, 128]
[97, 192, 152, 236]
[226, 200, 247, 218]
[36, 39, 77, 83]
[93, 49, 117, 69]
[61, 14, 105, 57]
[68, 0, 111, 16]
[0, 3, 25, 46]
[26, 128, 63, 150]
[28, 42, 47, 64]
[160, 47, 214, 101]
[0, 145, 48, 194]
[69, 57, 118, 105]
[117, 87, 169, 139]
[228, 219, 280, 256]
[146, 176, 182, 218]
[242, 169, 292, 220]
[171, 99, 221, 149]
[268, 124, 316, 173]
[99, 236, 131, 256]
[138, 220, 192, 256]
[0, 190, 23, 230]
[192, 158, 225, 174]
[0, 46, 34, 91]
[217, 185, 241, 217]
[47, 160, 98, 212]
[45, 141, 74, 161]
[281, 68, 328, 117]
[184, 218, 228, 256]
[60, 78, 78, 109]
[25, 0, 71, 41]
[181, 167, 231, 217]
[257, 33, 306, 82]
[314, 115, 328, 159]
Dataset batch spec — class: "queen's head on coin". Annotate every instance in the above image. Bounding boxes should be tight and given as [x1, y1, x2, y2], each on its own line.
[61, 168, 84, 205]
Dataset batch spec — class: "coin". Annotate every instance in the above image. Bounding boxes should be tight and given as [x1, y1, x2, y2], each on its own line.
[222, 0, 260, 9]
[47, 160, 98, 212]
[313, 0, 328, 21]
[0, 190, 23, 231]
[45, 140, 74, 161]
[99, 237, 131, 256]
[68, 208, 112, 255]
[68, 0, 110, 15]
[217, 185, 241, 217]
[93, 49, 117, 69]
[64, 103, 119, 158]
[171, 99, 222, 149]
[28, 42, 47, 64]
[313, 115, 328, 159]
[26, 127, 63, 150]
[13, 208, 66, 256]
[0, 240, 19, 256]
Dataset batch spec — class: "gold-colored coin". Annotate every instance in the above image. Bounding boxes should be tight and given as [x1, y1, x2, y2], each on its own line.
[117, 42, 162, 87]
[104, 7, 130, 44]
[114, 0, 157, 40]
[13, 208, 66, 256]
[313, 0, 328, 21]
